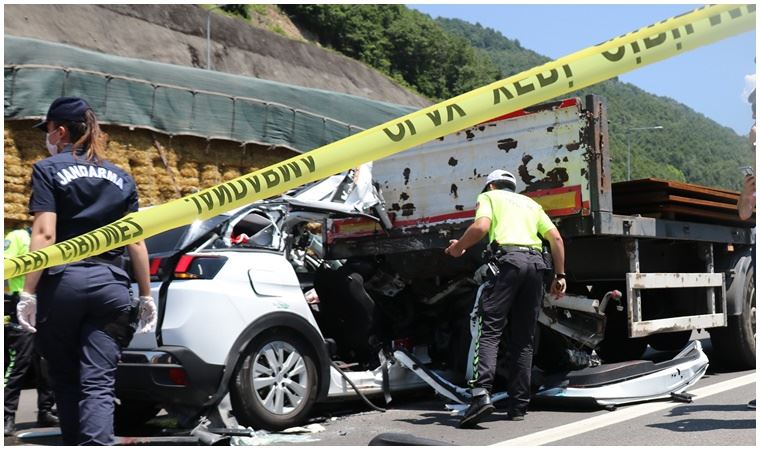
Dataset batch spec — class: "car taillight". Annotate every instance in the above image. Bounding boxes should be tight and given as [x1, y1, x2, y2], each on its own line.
[149, 258, 163, 281]
[173, 254, 227, 280]
[167, 367, 188, 386]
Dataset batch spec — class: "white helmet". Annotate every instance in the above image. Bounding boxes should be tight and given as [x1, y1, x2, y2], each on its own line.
[483, 169, 516, 192]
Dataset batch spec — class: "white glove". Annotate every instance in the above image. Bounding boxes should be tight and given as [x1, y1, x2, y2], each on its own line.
[17, 291, 37, 333]
[137, 295, 157, 333]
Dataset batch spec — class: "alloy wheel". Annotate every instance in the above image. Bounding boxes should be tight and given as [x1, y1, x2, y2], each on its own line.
[249, 341, 309, 415]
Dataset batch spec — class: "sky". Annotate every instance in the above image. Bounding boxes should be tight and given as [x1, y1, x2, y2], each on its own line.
[409, 3, 757, 136]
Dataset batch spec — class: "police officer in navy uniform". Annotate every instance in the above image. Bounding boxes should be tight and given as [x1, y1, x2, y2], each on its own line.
[446, 170, 566, 428]
[15, 97, 157, 445]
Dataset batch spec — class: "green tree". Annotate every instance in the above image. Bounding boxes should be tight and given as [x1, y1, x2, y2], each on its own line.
[282, 5, 499, 101]
[220, 4, 250, 19]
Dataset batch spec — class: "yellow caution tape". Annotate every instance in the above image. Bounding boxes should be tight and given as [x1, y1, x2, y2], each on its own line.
[4, 4, 755, 280]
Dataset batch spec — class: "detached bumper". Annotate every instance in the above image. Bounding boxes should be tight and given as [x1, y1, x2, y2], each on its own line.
[116, 346, 224, 410]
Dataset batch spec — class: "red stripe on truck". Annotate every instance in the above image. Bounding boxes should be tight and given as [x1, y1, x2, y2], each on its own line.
[482, 98, 579, 124]
[329, 184, 587, 241]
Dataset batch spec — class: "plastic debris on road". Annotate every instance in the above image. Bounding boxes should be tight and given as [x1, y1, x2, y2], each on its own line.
[230, 424, 324, 446]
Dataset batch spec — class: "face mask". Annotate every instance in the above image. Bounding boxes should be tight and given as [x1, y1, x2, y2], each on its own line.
[45, 131, 59, 156]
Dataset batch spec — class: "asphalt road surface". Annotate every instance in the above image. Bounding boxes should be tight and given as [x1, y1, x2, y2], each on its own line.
[5, 332, 756, 446]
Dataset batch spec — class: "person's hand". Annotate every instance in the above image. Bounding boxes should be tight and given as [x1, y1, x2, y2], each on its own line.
[137, 295, 157, 333]
[550, 278, 567, 299]
[17, 291, 37, 333]
[445, 239, 466, 258]
[749, 123, 755, 150]
[738, 174, 756, 220]
[742, 175, 755, 195]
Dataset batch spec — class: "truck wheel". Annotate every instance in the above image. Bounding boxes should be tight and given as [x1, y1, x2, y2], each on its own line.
[647, 331, 692, 352]
[113, 400, 160, 434]
[231, 332, 318, 431]
[710, 268, 755, 368]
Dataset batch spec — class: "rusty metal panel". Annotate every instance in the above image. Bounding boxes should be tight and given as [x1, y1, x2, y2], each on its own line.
[626, 272, 724, 289]
[584, 95, 612, 214]
[372, 98, 590, 231]
[630, 314, 727, 337]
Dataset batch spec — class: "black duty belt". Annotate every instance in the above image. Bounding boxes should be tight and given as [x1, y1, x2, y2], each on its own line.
[498, 245, 540, 254]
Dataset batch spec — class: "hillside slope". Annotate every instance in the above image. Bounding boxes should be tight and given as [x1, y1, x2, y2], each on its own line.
[3, 4, 431, 108]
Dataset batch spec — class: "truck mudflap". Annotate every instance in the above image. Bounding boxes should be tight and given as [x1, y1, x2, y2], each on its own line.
[394, 339, 708, 412]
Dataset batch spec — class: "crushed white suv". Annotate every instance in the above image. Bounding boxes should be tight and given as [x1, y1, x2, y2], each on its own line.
[115, 174, 435, 431]
[114, 168, 708, 433]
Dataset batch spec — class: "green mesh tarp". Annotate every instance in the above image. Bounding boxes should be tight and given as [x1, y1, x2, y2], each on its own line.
[4, 36, 416, 152]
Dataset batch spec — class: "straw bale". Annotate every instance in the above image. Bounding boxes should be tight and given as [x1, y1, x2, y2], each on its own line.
[155, 168, 174, 181]
[4, 121, 298, 230]
[200, 164, 222, 188]
[4, 208, 30, 223]
[157, 187, 179, 203]
[4, 165, 28, 178]
[4, 181, 29, 195]
[222, 166, 241, 181]
[178, 163, 200, 179]
[129, 148, 153, 166]
[107, 142, 131, 169]
[5, 192, 29, 206]
[4, 154, 22, 166]
[5, 175, 27, 186]
[163, 148, 178, 166]
[3, 144, 13, 157]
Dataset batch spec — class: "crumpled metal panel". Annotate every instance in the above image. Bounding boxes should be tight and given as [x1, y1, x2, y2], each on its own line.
[372, 98, 591, 231]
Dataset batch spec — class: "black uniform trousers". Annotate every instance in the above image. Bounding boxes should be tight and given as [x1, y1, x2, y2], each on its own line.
[470, 250, 546, 412]
[4, 322, 55, 417]
[36, 262, 132, 446]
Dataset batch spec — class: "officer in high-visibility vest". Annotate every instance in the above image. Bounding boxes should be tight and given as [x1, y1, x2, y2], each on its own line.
[445, 169, 566, 428]
[4, 226, 58, 436]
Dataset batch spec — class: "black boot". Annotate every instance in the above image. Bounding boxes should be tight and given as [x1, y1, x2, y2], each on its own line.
[37, 410, 60, 428]
[4, 415, 15, 436]
[459, 393, 494, 428]
[507, 404, 527, 421]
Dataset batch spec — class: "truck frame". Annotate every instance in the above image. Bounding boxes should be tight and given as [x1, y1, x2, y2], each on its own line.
[322, 94, 755, 367]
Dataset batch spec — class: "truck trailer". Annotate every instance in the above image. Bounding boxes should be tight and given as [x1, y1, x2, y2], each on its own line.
[318, 94, 755, 370]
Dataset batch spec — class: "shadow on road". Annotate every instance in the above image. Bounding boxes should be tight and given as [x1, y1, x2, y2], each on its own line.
[648, 418, 756, 432]
[392, 410, 463, 427]
[665, 403, 756, 417]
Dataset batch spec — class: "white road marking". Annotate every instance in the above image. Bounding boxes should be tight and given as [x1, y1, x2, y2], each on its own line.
[492, 373, 756, 447]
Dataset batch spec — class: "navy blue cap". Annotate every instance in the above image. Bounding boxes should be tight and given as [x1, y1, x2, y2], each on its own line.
[33, 96, 92, 130]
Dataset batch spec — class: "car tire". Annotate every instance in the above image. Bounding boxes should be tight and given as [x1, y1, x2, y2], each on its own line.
[231, 331, 319, 431]
[113, 400, 160, 434]
[710, 266, 755, 369]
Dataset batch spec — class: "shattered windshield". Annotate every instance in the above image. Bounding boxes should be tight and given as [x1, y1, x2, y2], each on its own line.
[225, 210, 281, 250]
